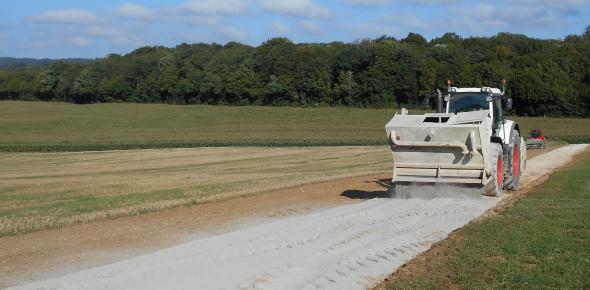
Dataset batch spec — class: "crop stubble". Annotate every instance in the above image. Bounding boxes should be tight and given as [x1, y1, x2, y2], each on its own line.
[0, 146, 391, 236]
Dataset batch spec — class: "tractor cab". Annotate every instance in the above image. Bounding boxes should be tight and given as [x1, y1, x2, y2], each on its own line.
[446, 88, 503, 123]
[443, 87, 508, 138]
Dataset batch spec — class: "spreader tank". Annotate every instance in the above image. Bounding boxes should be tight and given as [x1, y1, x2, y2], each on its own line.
[385, 110, 493, 185]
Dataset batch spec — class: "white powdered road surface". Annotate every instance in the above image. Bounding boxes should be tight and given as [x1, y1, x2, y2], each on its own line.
[9, 144, 588, 290]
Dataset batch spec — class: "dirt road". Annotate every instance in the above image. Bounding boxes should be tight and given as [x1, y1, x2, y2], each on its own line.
[7, 144, 587, 290]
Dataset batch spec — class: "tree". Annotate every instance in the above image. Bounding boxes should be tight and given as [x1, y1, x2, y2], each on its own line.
[74, 65, 101, 103]
[401, 32, 428, 48]
[334, 70, 357, 105]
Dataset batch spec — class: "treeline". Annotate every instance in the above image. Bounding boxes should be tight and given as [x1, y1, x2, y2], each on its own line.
[1, 27, 590, 116]
[0, 57, 91, 69]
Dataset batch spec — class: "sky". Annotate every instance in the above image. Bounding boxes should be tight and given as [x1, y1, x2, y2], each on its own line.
[1, 0, 589, 59]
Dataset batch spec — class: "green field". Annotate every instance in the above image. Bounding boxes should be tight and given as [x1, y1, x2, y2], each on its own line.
[384, 152, 590, 290]
[1, 101, 589, 151]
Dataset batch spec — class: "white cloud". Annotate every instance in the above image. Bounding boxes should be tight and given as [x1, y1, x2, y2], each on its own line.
[343, 0, 458, 5]
[412, 0, 458, 3]
[446, 3, 566, 33]
[344, 0, 391, 5]
[84, 25, 145, 47]
[259, 0, 331, 18]
[31, 9, 99, 24]
[113, 3, 225, 26]
[383, 13, 432, 31]
[182, 0, 248, 15]
[299, 21, 322, 34]
[217, 27, 248, 41]
[115, 4, 155, 19]
[501, 0, 585, 5]
[67, 36, 92, 47]
[86, 25, 124, 37]
[169, 13, 223, 26]
[338, 21, 399, 37]
[369, 1, 579, 37]
[271, 22, 289, 34]
[108, 36, 145, 47]
[173, 31, 215, 44]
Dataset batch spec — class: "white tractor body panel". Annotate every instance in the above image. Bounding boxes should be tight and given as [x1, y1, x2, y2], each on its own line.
[385, 110, 493, 185]
[497, 119, 516, 144]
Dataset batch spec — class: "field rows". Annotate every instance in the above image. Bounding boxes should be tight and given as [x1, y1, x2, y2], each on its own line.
[0, 146, 391, 236]
[1, 102, 590, 151]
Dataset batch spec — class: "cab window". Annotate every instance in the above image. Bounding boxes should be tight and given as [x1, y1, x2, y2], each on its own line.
[449, 93, 487, 113]
[492, 97, 502, 121]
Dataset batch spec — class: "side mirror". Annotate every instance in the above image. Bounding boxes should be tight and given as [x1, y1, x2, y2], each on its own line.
[506, 97, 513, 111]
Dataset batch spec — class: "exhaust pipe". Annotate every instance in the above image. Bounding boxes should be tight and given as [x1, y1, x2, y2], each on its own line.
[436, 89, 443, 113]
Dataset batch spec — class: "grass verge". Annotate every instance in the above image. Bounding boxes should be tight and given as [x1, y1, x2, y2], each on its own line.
[381, 151, 590, 290]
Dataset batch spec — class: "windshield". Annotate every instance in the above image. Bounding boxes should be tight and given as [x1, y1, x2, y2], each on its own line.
[449, 93, 488, 113]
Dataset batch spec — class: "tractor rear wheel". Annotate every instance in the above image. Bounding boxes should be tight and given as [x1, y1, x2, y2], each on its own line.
[504, 129, 522, 190]
[483, 143, 504, 197]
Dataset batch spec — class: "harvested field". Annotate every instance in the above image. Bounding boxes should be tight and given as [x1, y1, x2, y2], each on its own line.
[0, 146, 390, 236]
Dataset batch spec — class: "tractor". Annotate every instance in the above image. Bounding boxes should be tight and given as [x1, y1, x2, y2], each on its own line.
[385, 82, 526, 197]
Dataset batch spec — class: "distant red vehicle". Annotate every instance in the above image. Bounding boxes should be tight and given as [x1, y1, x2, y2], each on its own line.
[526, 128, 546, 149]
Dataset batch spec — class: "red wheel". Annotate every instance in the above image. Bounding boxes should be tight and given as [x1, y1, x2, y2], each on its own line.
[504, 129, 522, 190]
[484, 143, 504, 196]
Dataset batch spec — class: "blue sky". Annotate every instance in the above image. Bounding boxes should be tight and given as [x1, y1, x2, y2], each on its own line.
[1, 0, 589, 58]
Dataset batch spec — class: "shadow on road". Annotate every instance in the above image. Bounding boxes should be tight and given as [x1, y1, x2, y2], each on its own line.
[340, 178, 392, 199]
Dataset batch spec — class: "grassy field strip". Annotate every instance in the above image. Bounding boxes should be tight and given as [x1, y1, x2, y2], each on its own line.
[383, 151, 590, 290]
[1, 101, 590, 151]
[0, 102, 390, 150]
[0, 146, 391, 236]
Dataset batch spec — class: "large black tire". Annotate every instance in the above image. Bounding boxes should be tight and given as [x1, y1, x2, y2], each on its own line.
[503, 129, 522, 190]
[483, 143, 504, 197]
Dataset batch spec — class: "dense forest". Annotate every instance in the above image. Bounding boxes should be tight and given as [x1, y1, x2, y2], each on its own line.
[1, 27, 590, 117]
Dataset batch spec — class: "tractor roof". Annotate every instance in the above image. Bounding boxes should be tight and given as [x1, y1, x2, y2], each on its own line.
[449, 87, 503, 95]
